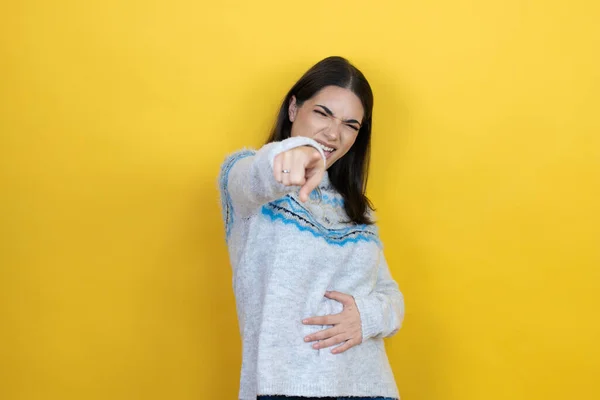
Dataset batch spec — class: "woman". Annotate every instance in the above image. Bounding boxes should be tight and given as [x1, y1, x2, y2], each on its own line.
[218, 56, 405, 400]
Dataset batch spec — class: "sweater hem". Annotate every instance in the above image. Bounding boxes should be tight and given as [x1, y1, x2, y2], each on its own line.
[238, 381, 399, 400]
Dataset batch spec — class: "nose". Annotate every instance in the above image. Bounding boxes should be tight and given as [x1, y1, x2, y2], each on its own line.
[324, 118, 342, 140]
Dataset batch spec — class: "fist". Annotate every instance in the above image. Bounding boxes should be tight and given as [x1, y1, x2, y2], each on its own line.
[273, 146, 325, 202]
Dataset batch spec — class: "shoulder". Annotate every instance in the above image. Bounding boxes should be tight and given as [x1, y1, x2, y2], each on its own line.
[216, 149, 256, 202]
[218, 148, 257, 182]
[220, 148, 256, 170]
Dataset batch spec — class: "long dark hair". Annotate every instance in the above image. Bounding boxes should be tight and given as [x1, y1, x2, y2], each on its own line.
[266, 56, 374, 225]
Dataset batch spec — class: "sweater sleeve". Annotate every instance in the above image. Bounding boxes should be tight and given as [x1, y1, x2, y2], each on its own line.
[218, 136, 326, 229]
[353, 250, 405, 341]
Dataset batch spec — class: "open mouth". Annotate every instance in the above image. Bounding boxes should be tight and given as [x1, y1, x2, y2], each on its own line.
[316, 142, 336, 159]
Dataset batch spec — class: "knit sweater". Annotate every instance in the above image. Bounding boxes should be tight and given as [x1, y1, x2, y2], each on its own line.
[218, 136, 405, 400]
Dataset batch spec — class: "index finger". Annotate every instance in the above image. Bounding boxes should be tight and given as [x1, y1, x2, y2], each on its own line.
[298, 168, 324, 202]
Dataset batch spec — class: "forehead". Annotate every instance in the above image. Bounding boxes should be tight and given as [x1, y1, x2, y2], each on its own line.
[307, 86, 364, 119]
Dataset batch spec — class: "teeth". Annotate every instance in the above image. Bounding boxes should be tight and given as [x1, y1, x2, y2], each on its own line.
[318, 143, 335, 152]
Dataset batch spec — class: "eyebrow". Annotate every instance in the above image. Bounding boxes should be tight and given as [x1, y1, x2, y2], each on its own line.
[315, 104, 362, 127]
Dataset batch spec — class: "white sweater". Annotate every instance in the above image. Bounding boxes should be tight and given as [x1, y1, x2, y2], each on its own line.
[218, 136, 405, 400]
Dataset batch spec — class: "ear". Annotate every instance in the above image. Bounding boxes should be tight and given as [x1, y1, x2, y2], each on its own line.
[288, 95, 298, 122]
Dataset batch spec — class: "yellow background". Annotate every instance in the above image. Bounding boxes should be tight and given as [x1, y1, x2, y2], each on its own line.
[1, 1, 599, 399]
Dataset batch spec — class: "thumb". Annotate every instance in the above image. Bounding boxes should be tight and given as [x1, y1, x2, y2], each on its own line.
[324, 291, 353, 306]
[311, 148, 324, 163]
[307, 149, 325, 170]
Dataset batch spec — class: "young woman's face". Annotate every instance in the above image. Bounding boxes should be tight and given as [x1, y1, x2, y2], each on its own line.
[288, 85, 364, 169]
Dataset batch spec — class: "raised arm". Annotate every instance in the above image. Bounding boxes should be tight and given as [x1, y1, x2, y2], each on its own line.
[218, 136, 326, 234]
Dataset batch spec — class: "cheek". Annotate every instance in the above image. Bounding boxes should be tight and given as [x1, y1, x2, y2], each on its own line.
[291, 115, 320, 138]
[339, 132, 359, 152]
[304, 115, 325, 132]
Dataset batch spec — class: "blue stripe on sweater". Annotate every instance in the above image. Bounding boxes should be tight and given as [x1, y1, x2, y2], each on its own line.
[309, 190, 345, 206]
[261, 195, 381, 247]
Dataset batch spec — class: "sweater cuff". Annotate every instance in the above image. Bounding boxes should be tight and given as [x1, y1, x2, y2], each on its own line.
[353, 295, 381, 342]
[267, 136, 327, 169]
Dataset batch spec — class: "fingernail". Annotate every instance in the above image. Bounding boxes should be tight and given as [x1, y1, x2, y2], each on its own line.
[313, 344, 319, 349]
[304, 337, 310, 342]
[302, 319, 308, 324]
